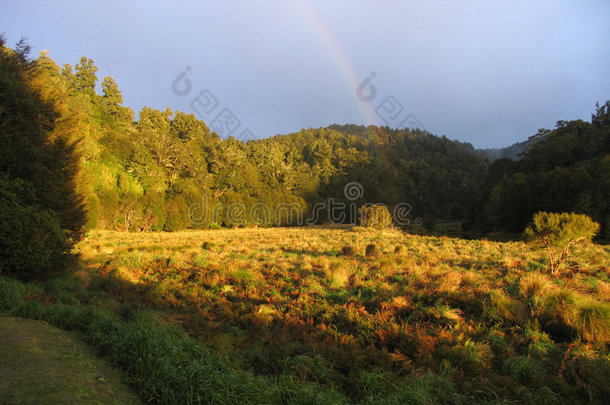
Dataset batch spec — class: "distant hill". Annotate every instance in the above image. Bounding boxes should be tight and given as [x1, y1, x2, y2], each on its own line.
[328, 124, 531, 162]
[263, 123, 488, 223]
[477, 140, 530, 161]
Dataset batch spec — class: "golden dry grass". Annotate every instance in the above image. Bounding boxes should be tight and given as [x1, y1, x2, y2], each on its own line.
[72, 225, 610, 398]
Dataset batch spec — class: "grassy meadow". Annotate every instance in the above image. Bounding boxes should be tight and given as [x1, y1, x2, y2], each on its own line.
[2, 226, 610, 403]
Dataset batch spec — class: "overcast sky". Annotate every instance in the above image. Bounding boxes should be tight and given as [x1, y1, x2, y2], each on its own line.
[2, 0, 609, 148]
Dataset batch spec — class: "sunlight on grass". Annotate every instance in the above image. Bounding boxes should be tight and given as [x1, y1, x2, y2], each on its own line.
[23, 226, 606, 402]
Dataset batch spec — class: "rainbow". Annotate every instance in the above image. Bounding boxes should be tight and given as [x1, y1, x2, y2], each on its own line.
[294, 0, 380, 127]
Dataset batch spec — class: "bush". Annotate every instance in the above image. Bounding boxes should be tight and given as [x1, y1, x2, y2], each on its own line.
[524, 212, 599, 274]
[358, 204, 393, 229]
[0, 176, 67, 279]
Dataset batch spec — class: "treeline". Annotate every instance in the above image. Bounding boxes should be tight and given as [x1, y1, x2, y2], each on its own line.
[0, 43, 491, 234]
[1, 39, 609, 251]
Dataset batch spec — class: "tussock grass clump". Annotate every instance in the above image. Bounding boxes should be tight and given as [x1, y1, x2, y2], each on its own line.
[394, 245, 407, 255]
[483, 289, 525, 323]
[574, 299, 610, 343]
[595, 281, 610, 301]
[542, 287, 578, 326]
[340, 245, 357, 257]
[436, 270, 462, 293]
[365, 244, 380, 258]
[447, 339, 492, 373]
[325, 261, 352, 289]
[192, 254, 207, 267]
[201, 241, 216, 251]
[461, 270, 481, 290]
[390, 296, 411, 310]
[519, 272, 557, 317]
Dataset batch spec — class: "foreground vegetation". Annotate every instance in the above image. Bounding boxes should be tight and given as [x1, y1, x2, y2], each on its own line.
[2, 226, 609, 403]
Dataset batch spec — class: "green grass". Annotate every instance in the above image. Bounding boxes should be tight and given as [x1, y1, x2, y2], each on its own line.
[0, 314, 141, 404]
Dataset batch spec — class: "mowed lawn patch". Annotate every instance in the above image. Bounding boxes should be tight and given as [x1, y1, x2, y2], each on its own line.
[0, 314, 141, 405]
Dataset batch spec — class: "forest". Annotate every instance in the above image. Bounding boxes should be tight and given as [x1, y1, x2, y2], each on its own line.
[2, 38, 609, 258]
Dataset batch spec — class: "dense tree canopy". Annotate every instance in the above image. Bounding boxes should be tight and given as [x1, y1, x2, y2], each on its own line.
[0, 37, 85, 278]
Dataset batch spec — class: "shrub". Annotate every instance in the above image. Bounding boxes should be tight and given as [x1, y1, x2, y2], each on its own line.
[359, 204, 393, 229]
[0, 176, 67, 279]
[164, 197, 187, 231]
[524, 212, 599, 274]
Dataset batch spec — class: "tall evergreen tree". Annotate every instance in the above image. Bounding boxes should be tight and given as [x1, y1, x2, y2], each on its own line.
[74, 56, 98, 95]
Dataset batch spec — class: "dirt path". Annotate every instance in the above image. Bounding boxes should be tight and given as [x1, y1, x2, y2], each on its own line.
[0, 315, 141, 404]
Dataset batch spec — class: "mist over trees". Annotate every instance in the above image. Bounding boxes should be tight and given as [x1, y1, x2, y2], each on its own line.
[1, 41, 609, 248]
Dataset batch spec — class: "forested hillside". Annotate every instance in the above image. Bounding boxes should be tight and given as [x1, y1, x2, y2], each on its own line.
[1, 40, 609, 241]
[478, 105, 610, 237]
